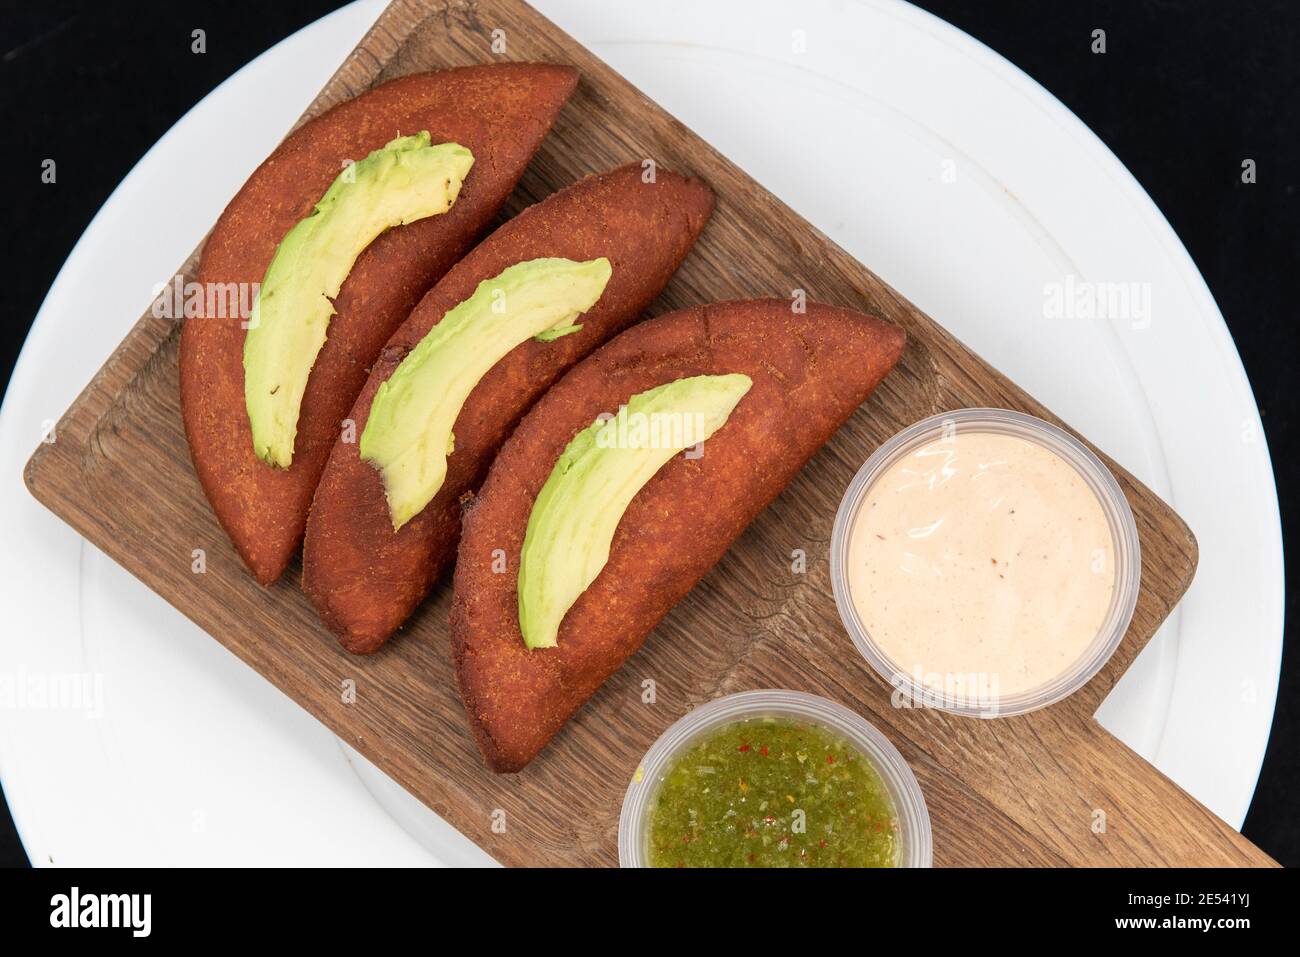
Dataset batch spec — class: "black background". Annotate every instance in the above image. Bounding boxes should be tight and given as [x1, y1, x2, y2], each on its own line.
[0, 0, 1294, 868]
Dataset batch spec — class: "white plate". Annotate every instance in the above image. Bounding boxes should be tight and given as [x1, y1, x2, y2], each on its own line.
[0, 0, 1282, 865]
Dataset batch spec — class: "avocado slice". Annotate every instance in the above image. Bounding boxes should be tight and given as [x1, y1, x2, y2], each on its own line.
[360, 257, 613, 530]
[517, 373, 753, 649]
[244, 133, 475, 468]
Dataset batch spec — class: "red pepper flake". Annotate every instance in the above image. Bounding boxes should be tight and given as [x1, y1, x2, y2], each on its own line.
[826, 753, 835, 764]
[759, 745, 769, 757]
[737, 744, 752, 752]
[819, 839, 828, 849]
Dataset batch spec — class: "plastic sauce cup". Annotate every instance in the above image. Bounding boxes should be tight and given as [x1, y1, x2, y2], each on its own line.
[618, 689, 933, 867]
[830, 408, 1141, 718]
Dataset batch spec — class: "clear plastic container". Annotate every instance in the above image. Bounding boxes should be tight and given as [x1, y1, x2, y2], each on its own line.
[618, 689, 932, 867]
[830, 408, 1141, 718]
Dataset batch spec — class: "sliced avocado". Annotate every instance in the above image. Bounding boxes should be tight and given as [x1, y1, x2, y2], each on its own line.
[517, 373, 753, 649]
[360, 257, 613, 530]
[244, 133, 475, 468]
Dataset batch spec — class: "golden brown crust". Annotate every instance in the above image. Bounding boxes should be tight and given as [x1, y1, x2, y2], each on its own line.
[449, 300, 906, 772]
[302, 163, 715, 652]
[179, 64, 577, 584]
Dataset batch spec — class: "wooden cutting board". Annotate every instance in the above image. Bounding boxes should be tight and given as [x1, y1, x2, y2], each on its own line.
[23, 0, 1275, 867]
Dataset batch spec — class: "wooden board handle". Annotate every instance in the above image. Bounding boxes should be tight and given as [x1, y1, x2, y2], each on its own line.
[1058, 721, 1275, 866]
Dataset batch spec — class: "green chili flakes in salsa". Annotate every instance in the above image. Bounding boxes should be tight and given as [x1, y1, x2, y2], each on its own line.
[645, 716, 900, 867]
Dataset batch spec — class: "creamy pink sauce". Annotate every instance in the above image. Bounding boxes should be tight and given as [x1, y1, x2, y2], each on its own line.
[847, 431, 1115, 699]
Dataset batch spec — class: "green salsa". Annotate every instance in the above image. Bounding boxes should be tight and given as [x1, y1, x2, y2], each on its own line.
[645, 716, 900, 867]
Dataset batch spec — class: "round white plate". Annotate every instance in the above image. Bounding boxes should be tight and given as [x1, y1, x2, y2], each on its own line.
[0, 0, 1282, 865]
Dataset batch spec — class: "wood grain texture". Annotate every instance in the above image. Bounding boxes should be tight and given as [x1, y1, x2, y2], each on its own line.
[23, 0, 1275, 867]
